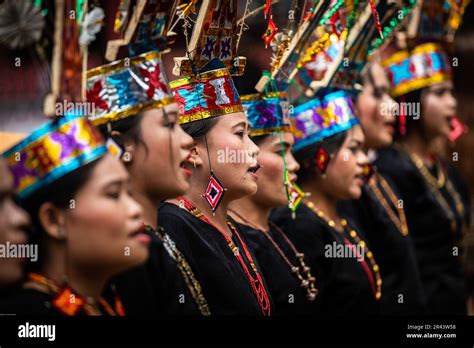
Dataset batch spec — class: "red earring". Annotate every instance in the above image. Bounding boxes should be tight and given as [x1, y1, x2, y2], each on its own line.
[202, 171, 227, 214]
[315, 146, 331, 173]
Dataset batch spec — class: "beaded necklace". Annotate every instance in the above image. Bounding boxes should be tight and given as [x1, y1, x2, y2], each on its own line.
[178, 197, 271, 316]
[305, 201, 382, 300]
[26, 272, 125, 316]
[368, 172, 409, 236]
[399, 145, 465, 232]
[229, 209, 319, 301]
[145, 224, 211, 316]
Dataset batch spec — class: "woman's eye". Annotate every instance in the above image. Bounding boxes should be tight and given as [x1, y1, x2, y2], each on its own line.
[235, 130, 244, 138]
[164, 121, 177, 129]
[274, 150, 283, 156]
[105, 191, 121, 200]
[348, 147, 358, 154]
[432, 87, 450, 96]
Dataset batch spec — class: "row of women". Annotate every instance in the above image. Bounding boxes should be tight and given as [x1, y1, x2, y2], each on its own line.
[0, 2, 471, 316]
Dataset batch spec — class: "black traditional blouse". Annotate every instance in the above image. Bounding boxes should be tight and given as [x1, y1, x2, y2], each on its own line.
[0, 278, 122, 316]
[338, 172, 426, 315]
[271, 203, 380, 316]
[107, 226, 208, 316]
[238, 221, 319, 315]
[0, 288, 61, 315]
[375, 145, 470, 315]
[158, 202, 273, 315]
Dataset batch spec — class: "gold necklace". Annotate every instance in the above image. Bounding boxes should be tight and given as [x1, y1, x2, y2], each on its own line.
[409, 151, 446, 188]
[369, 173, 409, 236]
[149, 225, 211, 316]
[400, 146, 465, 232]
[305, 201, 382, 300]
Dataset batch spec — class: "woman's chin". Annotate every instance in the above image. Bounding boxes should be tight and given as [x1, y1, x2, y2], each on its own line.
[162, 179, 190, 199]
[350, 187, 362, 199]
[176, 178, 191, 197]
[239, 181, 258, 198]
[121, 244, 150, 268]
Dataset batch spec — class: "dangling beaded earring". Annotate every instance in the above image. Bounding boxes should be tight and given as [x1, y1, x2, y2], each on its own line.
[201, 133, 227, 214]
[278, 132, 305, 219]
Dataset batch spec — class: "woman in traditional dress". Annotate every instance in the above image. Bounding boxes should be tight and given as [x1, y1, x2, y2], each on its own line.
[338, 56, 426, 314]
[159, 59, 272, 315]
[228, 92, 319, 315]
[88, 51, 210, 316]
[0, 114, 148, 315]
[0, 158, 30, 289]
[271, 91, 381, 316]
[376, 41, 471, 315]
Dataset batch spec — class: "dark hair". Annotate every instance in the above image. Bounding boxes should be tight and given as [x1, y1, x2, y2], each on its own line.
[97, 114, 148, 155]
[294, 131, 348, 185]
[181, 117, 219, 139]
[20, 158, 102, 271]
[394, 88, 423, 140]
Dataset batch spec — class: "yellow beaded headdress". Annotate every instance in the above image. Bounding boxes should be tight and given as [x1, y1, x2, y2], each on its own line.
[381, 0, 470, 97]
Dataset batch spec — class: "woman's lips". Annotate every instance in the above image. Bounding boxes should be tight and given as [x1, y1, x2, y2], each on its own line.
[384, 123, 395, 134]
[247, 163, 261, 181]
[132, 233, 151, 244]
[248, 172, 259, 181]
[129, 232, 151, 245]
[181, 166, 192, 178]
[446, 115, 455, 129]
[354, 174, 365, 186]
[179, 153, 194, 178]
[129, 225, 151, 244]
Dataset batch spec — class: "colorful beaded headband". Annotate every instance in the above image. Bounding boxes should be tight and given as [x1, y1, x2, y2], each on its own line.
[381, 43, 452, 97]
[292, 90, 359, 152]
[241, 92, 292, 136]
[86, 51, 175, 126]
[2, 114, 107, 199]
[170, 62, 243, 125]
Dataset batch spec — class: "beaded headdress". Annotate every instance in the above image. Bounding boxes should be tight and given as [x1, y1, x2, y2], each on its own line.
[170, 59, 243, 125]
[381, 0, 469, 97]
[241, 92, 292, 136]
[170, 0, 248, 213]
[86, 1, 177, 126]
[2, 114, 107, 199]
[292, 90, 359, 153]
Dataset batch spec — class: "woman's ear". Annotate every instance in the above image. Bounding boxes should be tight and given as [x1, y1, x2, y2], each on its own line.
[190, 142, 205, 168]
[38, 202, 67, 241]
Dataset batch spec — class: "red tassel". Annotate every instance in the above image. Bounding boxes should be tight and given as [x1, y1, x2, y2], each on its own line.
[399, 95, 406, 136]
[263, 0, 272, 19]
[369, 0, 383, 39]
